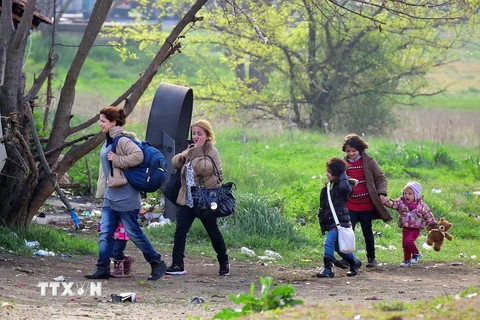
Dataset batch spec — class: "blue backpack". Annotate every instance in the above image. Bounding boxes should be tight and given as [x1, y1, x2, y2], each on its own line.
[111, 135, 167, 193]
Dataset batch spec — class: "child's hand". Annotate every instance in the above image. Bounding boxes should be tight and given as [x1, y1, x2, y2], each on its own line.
[380, 196, 388, 205]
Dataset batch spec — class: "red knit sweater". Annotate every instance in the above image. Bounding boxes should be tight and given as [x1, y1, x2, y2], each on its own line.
[346, 157, 374, 211]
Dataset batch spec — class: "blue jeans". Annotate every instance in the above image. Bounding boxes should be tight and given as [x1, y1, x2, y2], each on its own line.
[112, 240, 127, 261]
[324, 227, 356, 261]
[98, 207, 160, 266]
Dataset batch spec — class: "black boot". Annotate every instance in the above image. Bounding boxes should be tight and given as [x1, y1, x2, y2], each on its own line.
[148, 259, 167, 281]
[316, 257, 334, 278]
[85, 264, 110, 279]
[345, 257, 362, 277]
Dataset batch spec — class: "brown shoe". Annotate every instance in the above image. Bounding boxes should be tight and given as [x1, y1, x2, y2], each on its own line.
[110, 260, 124, 278]
[123, 256, 135, 275]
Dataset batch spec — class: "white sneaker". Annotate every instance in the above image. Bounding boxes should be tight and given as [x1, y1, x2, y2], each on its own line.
[411, 254, 422, 264]
[400, 260, 412, 267]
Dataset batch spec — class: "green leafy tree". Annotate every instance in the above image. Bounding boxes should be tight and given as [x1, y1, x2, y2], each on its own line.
[164, 0, 480, 133]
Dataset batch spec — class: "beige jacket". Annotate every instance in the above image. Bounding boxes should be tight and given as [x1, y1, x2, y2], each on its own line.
[172, 140, 223, 206]
[103, 127, 143, 190]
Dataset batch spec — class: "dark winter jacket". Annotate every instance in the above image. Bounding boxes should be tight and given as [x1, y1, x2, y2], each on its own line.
[318, 172, 358, 235]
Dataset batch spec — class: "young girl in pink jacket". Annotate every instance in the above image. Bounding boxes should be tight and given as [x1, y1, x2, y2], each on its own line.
[382, 181, 436, 267]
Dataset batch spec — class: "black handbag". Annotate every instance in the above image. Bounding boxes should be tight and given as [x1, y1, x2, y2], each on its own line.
[191, 156, 236, 219]
[163, 169, 181, 205]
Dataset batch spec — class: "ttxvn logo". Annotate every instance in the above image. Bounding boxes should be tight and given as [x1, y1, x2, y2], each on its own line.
[37, 282, 102, 297]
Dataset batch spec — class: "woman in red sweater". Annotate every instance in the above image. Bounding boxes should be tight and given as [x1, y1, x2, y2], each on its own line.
[340, 134, 392, 268]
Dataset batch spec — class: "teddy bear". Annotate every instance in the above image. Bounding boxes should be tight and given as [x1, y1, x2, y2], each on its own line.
[426, 218, 453, 251]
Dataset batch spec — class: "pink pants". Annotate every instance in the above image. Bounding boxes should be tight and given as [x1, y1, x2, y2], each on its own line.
[402, 228, 420, 261]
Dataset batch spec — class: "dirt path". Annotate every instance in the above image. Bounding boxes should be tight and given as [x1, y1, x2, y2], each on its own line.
[1, 252, 479, 319]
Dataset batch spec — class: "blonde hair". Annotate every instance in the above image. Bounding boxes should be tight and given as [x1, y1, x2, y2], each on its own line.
[191, 119, 215, 144]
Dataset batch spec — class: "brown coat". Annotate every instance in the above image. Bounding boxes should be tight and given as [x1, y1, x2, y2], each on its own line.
[172, 140, 223, 206]
[344, 152, 393, 222]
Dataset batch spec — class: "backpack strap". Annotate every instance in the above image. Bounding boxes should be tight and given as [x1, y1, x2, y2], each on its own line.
[109, 134, 126, 177]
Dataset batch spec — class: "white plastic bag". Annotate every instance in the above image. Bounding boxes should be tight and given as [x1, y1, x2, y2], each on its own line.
[326, 182, 356, 254]
[337, 226, 355, 254]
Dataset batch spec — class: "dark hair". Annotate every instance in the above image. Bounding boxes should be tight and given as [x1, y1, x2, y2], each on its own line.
[100, 106, 126, 126]
[342, 133, 368, 153]
[326, 157, 347, 177]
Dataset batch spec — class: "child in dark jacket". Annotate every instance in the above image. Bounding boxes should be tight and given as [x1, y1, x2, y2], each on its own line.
[381, 181, 436, 267]
[317, 157, 362, 278]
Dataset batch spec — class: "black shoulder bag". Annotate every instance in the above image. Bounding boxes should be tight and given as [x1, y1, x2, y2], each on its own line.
[191, 156, 236, 219]
[163, 169, 181, 205]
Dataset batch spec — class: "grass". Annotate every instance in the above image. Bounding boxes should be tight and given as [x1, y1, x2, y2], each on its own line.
[5, 127, 478, 272]
[247, 286, 480, 319]
[0, 225, 97, 256]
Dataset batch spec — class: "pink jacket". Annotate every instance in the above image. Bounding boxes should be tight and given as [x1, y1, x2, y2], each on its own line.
[384, 196, 436, 230]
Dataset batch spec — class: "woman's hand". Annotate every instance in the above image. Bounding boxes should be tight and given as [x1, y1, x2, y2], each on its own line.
[195, 136, 206, 148]
[107, 151, 115, 161]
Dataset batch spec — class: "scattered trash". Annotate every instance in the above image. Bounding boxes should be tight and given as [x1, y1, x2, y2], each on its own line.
[53, 276, 65, 282]
[69, 297, 75, 301]
[91, 210, 102, 216]
[365, 296, 381, 300]
[373, 231, 382, 237]
[459, 253, 466, 258]
[146, 219, 171, 228]
[466, 293, 478, 299]
[191, 297, 205, 304]
[469, 213, 479, 219]
[111, 292, 136, 303]
[388, 245, 397, 250]
[452, 262, 464, 266]
[81, 211, 92, 217]
[473, 191, 480, 195]
[25, 240, 40, 248]
[2, 302, 13, 310]
[240, 247, 256, 257]
[13, 267, 34, 274]
[298, 218, 306, 226]
[471, 255, 477, 260]
[34, 250, 55, 257]
[353, 315, 362, 320]
[431, 188, 441, 194]
[264, 250, 282, 259]
[464, 192, 472, 197]
[258, 256, 276, 261]
[421, 242, 433, 250]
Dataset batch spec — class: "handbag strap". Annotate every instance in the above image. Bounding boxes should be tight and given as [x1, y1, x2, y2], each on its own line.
[206, 155, 222, 184]
[326, 182, 341, 226]
[199, 156, 222, 187]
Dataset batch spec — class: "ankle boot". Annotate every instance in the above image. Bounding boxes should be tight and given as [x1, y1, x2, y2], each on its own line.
[85, 264, 110, 279]
[345, 257, 362, 277]
[123, 256, 135, 275]
[110, 260, 124, 278]
[316, 257, 335, 278]
[148, 259, 167, 281]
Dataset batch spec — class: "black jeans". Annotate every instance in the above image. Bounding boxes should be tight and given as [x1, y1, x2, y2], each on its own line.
[172, 205, 228, 265]
[349, 210, 375, 260]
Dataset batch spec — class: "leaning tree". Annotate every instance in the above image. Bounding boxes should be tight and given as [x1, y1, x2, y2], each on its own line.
[0, 0, 209, 228]
[1, 0, 478, 228]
